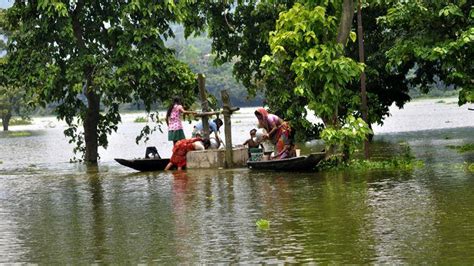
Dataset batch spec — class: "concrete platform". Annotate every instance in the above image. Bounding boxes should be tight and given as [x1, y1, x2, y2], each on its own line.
[186, 147, 248, 169]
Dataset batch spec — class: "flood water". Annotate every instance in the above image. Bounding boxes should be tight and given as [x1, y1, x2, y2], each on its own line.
[0, 98, 473, 263]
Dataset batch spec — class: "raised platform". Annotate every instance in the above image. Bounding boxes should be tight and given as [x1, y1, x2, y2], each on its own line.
[186, 147, 248, 169]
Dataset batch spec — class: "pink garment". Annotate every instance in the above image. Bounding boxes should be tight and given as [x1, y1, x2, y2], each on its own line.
[267, 114, 281, 128]
[168, 104, 183, 130]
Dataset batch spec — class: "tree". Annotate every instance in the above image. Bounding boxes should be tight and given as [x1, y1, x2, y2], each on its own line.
[0, 8, 30, 131]
[345, 2, 412, 128]
[380, 1, 473, 105]
[261, 1, 371, 159]
[3, 1, 198, 163]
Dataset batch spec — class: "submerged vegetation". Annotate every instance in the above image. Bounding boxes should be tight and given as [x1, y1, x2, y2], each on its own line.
[319, 143, 424, 171]
[9, 118, 32, 126]
[447, 143, 474, 153]
[4, 131, 32, 137]
[133, 117, 148, 123]
[319, 156, 424, 171]
[468, 163, 474, 173]
[256, 219, 270, 230]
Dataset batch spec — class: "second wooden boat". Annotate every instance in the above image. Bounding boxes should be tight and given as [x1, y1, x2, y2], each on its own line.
[247, 152, 325, 171]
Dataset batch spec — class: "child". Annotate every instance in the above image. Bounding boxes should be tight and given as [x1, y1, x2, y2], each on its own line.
[242, 129, 262, 149]
[166, 97, 196, 145]
[243, 129, 264, 160]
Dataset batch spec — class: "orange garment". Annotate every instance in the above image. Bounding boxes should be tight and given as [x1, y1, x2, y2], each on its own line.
[170, 137, 202, 168]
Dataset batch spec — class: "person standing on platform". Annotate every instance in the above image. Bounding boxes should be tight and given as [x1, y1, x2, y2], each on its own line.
[166, 97, 196, 145]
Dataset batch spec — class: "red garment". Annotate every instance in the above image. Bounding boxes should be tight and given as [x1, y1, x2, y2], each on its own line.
[170, 138, 201, 168]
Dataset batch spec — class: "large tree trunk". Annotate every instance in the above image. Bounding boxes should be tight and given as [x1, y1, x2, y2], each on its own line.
[72, 0, 100, 164]
[325, 0, 356, 160]
[337, 0, 355, 46]
[84, 84, 100, 164]
[2, 111, 11, 131]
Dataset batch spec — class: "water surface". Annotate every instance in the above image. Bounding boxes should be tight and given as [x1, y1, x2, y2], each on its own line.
[0, 99, 473, 263]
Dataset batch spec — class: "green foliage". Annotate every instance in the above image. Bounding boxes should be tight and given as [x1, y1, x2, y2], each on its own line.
[447, 143, 474, 153]
[9, 118, 32, 125]
[256, 219, 270, 230]
[256, 2, 366, 151]
[263, 3, 363, 123]
[380, 1, 474, 105]
[133, 116, 148, 123]
[319, 142, 424, 171]
[320, 115, 372, 157]
[166, 26, 262, 107]
[468, 163, 474, 173]
[5, 131, 32, 137]
[3, 1, 199, 162]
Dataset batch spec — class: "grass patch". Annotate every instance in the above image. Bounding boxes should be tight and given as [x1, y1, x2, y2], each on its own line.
[9, 118, 32, 126]
[436, 100, 446, 104]
[7, 131, 32, 137]
[319, 153, 424, 171]
[446, 143, 474, 153]
[134, 116, 148, 123]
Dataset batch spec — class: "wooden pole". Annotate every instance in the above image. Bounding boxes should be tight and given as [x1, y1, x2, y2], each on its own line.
[198, 74, 210, 139]
[357, 0, 369, 159]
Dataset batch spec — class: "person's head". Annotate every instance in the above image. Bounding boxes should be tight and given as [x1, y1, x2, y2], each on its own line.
[194, 129, 203, 138]
[166, 96, 182, 121]
[254, 107, 268, 120]
[202, 138, 211, 149]
[172, 96, 181, 105]
[213, 118, 223, 130]
[250, 128, 257, 136]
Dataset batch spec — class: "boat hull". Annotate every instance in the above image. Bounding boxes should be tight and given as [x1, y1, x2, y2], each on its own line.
[115, 158, 170, 172]
[247, 152, 325, 171]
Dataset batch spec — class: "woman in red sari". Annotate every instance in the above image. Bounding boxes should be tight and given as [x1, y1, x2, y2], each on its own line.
[254, 107, 293, 159]
[165, 137, 211, 170]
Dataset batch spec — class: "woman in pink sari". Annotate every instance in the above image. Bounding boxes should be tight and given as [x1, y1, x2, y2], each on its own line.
[254, 107, 293, 159]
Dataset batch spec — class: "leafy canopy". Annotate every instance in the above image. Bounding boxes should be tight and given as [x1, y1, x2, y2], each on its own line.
[380, 0, 474, 104]
[3, 0, 198, 160]
[261, 2, 364, 125]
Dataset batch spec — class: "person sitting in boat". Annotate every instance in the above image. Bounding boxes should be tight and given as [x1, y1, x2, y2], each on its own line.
[192, 118, 224, 148]
[165, 137, 211, 171]
[271, 141, 296, 160]
[254, 107, 292, 159]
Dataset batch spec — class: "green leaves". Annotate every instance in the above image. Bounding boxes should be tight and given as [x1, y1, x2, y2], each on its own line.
[4, 1, 199, 161]
[320, 115, 372, 157]
[383, 1, 473, 104]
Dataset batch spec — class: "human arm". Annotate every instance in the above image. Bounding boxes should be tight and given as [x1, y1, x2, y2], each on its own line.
[177, 105, 197, 115]
[214, 131, 225, 148]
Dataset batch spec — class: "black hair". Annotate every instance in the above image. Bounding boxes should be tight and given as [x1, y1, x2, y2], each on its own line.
[202, 138, 211, 149]
[250, 128, 257, 134]
[165, 97, 182, 125]
[213, 118, 223, 130]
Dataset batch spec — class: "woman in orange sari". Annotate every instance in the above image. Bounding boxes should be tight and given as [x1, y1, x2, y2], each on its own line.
[165, 137, 211, 170]
[254, 107, 293, 159]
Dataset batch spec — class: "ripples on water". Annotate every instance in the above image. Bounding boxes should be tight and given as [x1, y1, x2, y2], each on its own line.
[0, 100, 473, 263]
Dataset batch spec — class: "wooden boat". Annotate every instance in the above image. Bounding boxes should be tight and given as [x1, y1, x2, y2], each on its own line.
[115, 157, 170, 172]
[247, 152, 325, 171]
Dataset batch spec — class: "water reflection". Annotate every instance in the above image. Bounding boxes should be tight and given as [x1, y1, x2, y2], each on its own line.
[0, 103, 473, 263]
[88, 173, 106, 263]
